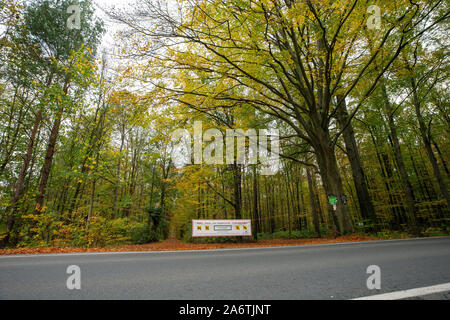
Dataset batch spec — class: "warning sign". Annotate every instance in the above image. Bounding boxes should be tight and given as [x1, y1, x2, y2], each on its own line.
[192, 219, 252, 237]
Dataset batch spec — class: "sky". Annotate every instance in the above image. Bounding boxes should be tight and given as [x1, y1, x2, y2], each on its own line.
[93, 0, 133, 55]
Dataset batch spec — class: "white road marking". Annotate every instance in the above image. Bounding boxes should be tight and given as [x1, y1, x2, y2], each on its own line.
[353, 283, 450, 300]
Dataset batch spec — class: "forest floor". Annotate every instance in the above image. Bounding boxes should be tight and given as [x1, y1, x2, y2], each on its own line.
[0, 234, 389, 255]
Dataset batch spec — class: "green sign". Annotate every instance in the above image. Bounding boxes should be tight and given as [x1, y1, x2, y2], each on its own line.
[328, 196, 337, 205]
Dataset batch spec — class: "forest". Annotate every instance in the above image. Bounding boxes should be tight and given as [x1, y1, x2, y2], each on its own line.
[0, 0, 448, 249]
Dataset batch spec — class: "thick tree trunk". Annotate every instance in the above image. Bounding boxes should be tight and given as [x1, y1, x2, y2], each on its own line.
[32, 77, 69, 217]
[313, 125, 354, 235]
[33, 109, 63, 215]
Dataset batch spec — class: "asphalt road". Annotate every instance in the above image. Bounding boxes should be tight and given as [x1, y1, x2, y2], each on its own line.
[1, 237, 449, 299]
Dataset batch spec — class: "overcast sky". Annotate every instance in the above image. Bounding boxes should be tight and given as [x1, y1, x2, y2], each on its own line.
[93, 0, 132, 53]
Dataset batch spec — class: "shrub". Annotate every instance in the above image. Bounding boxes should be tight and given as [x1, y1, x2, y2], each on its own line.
[129, 223, 159, 244]
[257, 229, 322, 240]
[423, 226, 450, 237]
[375, 229, 411, 239]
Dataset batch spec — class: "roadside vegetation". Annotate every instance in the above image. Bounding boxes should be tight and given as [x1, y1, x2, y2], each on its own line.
[0, 0, 449, 250]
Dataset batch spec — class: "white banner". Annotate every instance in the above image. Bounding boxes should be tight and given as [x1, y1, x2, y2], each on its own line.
[192, 219, 252, 237]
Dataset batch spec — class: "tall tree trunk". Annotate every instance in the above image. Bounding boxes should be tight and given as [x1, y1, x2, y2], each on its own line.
[307, 169, 321, 237]
[233, 163, 242, 219]
[252, 165, 259, 240]
[86, 179, 96, 233]
[33, 109, 63, 215]
[2, 110, 43, 246]
[381, 84, 418, 234]
[431, 137, 449, 177]
[410, 78, 450, 211]
[113, 122, 126, 216]
[312, 124, 354, 235]
[32, 77, 69, 217]
[369, 126, 398, 229]
[336, 97, 377, 227]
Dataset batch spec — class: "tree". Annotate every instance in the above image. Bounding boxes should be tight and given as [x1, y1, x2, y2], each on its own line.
[110, 0, 449, 234]
[1, 0, 103, 246]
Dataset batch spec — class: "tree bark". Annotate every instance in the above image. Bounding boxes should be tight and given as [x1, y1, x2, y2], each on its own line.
[336, 97, 377, 227]
[381, 84, 418, 233]
[312, 123, 354, 235]
[233, 163, 242, 219]
[32, 109, 63, 215]
[113, 122, 126, 216]
[252, 165, 259, 240]
[2, 110, 42, 246]
[410, 77, 450, 211]
[307, 169, 321, 237]
[32, 78, 69, 217]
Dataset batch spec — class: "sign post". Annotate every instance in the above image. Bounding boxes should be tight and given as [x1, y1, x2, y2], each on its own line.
[328, 195, 338, 211]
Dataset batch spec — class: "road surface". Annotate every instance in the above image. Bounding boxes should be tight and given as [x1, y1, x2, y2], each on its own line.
[1, 237, 449, 299]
